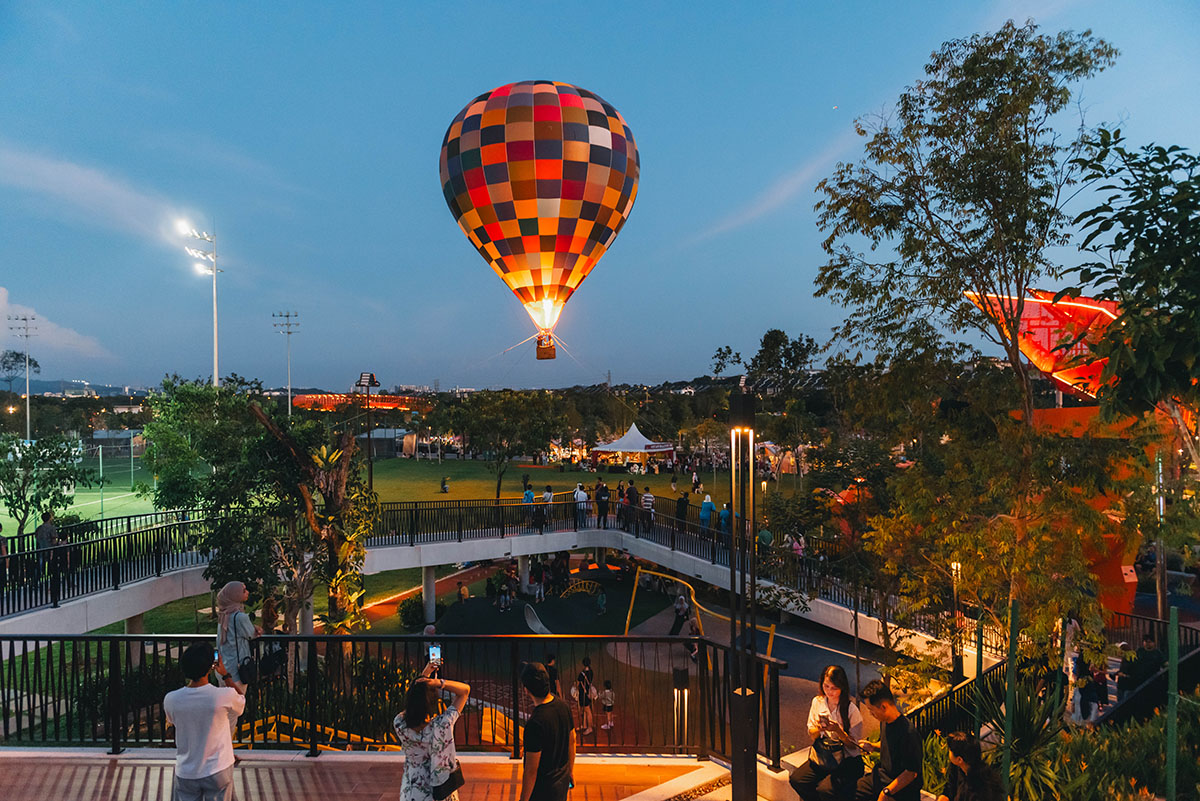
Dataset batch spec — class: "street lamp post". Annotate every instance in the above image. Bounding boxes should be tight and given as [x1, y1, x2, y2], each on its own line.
[728, 389, 757, 801]
[177, 220, 221, 387]
[951, 561, 963, 683]
[273, 312, 300, 416]
[356, 372, 380, 491]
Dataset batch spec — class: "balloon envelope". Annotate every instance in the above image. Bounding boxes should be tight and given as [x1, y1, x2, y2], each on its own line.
[440, 81, 640, 331]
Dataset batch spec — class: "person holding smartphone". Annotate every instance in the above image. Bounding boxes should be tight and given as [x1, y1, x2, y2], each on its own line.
[394, 661, 471, 801]
[789, 665, 864, 801]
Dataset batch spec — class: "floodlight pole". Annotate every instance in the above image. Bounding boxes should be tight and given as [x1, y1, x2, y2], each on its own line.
[356, 372, 380, 491]
[273, 312, 300, 416]
[7, 314, 36, 442]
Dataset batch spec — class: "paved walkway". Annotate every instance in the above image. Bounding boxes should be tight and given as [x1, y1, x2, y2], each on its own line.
[0, 753, 700, 801]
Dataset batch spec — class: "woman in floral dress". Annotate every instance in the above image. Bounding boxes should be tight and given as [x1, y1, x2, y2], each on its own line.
[394, 662, 471, 801]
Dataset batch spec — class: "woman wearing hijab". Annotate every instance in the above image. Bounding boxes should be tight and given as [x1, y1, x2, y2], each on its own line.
[216, 580, 260, 692]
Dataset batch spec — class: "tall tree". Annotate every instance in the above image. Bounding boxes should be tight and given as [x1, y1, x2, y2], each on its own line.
[0, 434, 97, 535]
[0, 349, 40, 395]
[1061, 129, 1200, 470]
[447, 390, 564, 498]
[814, 21, 1117, 422]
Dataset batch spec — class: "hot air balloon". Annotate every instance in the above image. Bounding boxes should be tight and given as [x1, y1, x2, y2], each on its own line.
[439, 81, 640, 359]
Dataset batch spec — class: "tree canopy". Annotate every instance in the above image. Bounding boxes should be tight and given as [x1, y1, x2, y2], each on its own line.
[1061, 129, 1200, 469]
[0, 434, 96, 535]
[814, 21, 1117, 419]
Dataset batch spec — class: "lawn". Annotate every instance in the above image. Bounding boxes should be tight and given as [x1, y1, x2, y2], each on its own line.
[369, 456, 749, 507]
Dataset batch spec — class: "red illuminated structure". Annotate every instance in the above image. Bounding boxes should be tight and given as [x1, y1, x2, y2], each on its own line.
[291, 393, 433, 414]
[965, 289, 1118, 398]
[967, 290, 1155, 614]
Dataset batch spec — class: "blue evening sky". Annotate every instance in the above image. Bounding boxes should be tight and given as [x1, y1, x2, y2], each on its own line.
[1, 1, 1196, 391]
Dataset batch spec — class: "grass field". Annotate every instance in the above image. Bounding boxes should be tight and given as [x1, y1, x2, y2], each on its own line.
[0, 454, 775, 543]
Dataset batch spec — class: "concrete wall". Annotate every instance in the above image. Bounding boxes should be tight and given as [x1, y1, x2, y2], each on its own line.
[0, 566, 210, 652]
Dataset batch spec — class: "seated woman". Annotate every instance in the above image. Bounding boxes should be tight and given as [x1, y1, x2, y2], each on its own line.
[936, 732, 1002, 801]
[789, 665, 864, 801]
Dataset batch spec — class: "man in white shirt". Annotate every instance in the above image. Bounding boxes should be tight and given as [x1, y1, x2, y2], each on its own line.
[164, 643, 247, 801]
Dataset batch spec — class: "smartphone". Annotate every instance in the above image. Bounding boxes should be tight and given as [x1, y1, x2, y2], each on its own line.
[213, 649, 220, 663]
[428, 644, 442, 664]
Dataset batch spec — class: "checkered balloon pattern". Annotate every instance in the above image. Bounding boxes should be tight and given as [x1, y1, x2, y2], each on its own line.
[440, 80, 640, 331]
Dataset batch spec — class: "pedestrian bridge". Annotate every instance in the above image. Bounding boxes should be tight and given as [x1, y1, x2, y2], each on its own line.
[0, 500, 991, 682]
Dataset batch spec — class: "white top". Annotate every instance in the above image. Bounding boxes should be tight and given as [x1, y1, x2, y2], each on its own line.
[807, 694, 863, 758]
[574, 488, 589, 505]
[164, 684, 246, 779]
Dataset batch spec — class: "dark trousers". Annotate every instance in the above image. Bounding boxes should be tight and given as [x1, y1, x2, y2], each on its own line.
[856, 768, 917, 801]
[790, 755, 863, 801]
[597, 502, 608, 528]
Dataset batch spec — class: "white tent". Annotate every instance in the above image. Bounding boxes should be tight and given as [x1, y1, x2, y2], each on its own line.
[590, 423, 675, 464]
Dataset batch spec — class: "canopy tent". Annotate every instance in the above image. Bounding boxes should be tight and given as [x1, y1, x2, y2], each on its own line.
[590, 423, 675, 466]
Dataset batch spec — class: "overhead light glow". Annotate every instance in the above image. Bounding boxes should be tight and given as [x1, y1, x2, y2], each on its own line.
[176, 219, 192, 236]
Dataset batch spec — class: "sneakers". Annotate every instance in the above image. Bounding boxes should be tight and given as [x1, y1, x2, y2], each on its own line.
[600, 723, 612, 730]
[581, 727, 593, 735]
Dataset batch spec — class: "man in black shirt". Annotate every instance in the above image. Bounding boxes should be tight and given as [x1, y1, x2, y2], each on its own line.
[856, 680, 922, 801]
[595, 480, 610, 529]
[520, 662, 576, 801]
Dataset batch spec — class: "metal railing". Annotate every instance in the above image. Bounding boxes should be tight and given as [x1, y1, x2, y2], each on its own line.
[6, 496, 1190, 672]
[0, 633, 786, 766]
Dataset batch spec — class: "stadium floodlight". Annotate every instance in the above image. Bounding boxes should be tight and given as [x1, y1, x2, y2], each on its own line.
[178, 218, 221, 387]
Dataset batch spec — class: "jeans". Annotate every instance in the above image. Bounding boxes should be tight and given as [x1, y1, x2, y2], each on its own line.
[175, 766, 234, 801]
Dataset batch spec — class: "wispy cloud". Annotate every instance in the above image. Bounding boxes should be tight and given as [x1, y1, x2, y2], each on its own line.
[142, 132, 312, 197]
[691, 127, 862, 244]
[1, 287, 111, 360]
[0, 140, 179, 241]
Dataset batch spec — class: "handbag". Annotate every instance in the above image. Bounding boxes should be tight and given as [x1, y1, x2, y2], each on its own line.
[233, 612, 258, 685]
[811, 736, 844, 770]
[433, 762, 465, 800]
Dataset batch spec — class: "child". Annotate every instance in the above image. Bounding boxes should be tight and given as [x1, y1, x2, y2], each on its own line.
[596, 586, 607, 616]
[600, 680, 615, 730]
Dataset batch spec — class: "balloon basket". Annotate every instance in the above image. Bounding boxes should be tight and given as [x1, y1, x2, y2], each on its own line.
[536, 332, 556, 360]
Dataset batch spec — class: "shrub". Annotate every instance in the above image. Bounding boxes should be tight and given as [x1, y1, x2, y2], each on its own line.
[397, 593, 447, 631]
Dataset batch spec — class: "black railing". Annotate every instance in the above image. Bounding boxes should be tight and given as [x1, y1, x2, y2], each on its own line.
[8, 508, 204, 554]
[0, 633, 785, 766]
[0, 521, 210, 616]
[906, 660, 1009, 740]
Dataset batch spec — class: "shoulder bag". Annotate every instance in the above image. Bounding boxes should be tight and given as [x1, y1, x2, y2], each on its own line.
[432, 762, 465, 800]
[233, 612, 258, 685]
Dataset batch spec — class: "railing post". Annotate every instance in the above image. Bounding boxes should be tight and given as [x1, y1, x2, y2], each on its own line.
[500, 504, 507, 538]
[457, 507, 463, 542]
[107, 638, 124, 754]
[50, 551, 61, 608]
[768, 663, 782, 771]
[154, 528, 164, 577]
[510, 641, 521, 760]
[111, 540, 121, 590]
[306, 638, 320, 758]
[696, 641, 710, 761]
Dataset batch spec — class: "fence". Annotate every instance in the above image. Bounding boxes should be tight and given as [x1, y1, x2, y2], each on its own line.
[0, 633, 785, 767]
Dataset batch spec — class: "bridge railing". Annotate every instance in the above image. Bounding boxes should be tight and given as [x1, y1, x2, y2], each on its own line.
[0, 632, 786, 766]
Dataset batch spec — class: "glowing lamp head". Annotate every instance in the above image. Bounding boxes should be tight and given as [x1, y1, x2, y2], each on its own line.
[176, 219, 192, 236]
[194, 263, 211, 275]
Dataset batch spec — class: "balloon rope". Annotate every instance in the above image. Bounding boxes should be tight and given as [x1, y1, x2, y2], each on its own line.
[457, 331, 541, 376]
